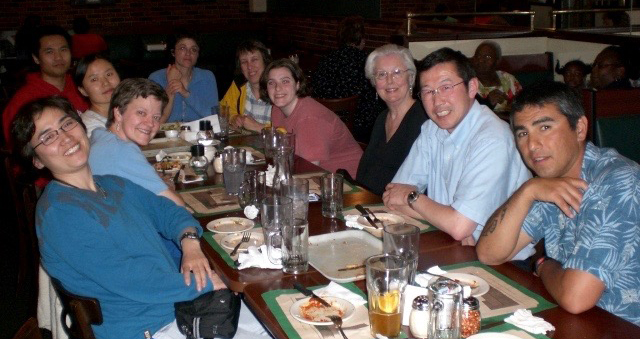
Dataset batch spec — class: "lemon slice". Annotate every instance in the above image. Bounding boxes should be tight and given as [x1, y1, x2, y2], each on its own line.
[374, 291, 400, 313]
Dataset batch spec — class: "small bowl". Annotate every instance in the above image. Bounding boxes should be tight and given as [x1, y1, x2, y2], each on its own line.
[165, 130, 179, 138]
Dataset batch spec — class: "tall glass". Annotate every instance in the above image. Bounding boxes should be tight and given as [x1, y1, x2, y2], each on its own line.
[238, 170, 266, 208]
[215, 105, 230, 141]
[261, 126, 279, 166]
[320, 173, 343, 218]
[366, 254, 409, 339]
[281, 178, 309, 221]
[383, 223, 420, 284]
[261, 196, 293, 267]
[222, 148, 246, 195]
[280, 219, 309, 274]
[277, 132, 295, 173]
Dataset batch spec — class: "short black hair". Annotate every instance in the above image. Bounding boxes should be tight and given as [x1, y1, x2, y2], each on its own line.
[418, 47, 476, 86]
[31, 25, 72, 57]
[259, 59, 310, 103]
[74, 53, 114, 88]
[555, 59, 591, 76]
[107, 78, 169, 128]
[511, 81, 584, 130]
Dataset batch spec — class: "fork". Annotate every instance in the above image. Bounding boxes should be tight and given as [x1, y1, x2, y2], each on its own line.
[366, 208, 385, 228]
[327, 315, 348, 339]
[230, 232, 251, 256]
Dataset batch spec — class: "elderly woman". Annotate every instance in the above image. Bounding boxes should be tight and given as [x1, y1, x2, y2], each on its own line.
[471, 40, 522, 113]
[355, 44, 427, 195]
[220, 40, 272, 132]
[11, 97, 269, 339]
[74, 54, 121, 137]
[149, 33, 218, 123]
[88, 78, 184, 207]
[264, 58, 363, 177]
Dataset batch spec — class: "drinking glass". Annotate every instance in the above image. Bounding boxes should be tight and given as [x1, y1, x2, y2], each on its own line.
[383, 223, 420, 284]
[261, 126, 279, 166]
[222, 148, 246, 195]
[281, 178, 309, 221]
[366, 254, 410, 339]
[320, 173, 343, 218]
[280, 219, 308, 274]
[428, 279, 463, 339]
[261, 196, 293, 267]
[215, 105, 230, 141]
[238, 170, 266, 208]
[277, 132, 296, 172]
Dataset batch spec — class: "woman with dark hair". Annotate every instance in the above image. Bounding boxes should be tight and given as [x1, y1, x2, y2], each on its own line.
[311, 16, 383, 142]
[263, 59, 363, 177]
[555, 59, 590, 90]
[220, 40, 272, 132]
[74, 54, 121, 137]
[149, 33, 218, 123]
[590, 45, 632, 90]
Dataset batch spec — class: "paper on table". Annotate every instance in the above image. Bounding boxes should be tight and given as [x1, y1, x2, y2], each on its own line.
[314, 281, 367, 307]
[343, 205, 433, 233]
[505, 309, 555, 334]
[237, 245, 282, 270]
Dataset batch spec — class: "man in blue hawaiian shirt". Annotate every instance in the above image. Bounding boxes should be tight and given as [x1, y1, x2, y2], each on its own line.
[477, 81, 640, 325]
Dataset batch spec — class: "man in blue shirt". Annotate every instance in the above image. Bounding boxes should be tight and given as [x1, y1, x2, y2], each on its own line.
[383, 48, 534, 260]
[477, 81, 640, 325]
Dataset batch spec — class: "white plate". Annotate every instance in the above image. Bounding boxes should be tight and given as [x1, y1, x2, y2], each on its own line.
[220, 231, 264, 251]
[468, 333, 521, 339]
[428, 273, 490, 297]
[290, 296, 355, 326]
[166, 152, 192, 164]
[356, 213, 404, 229]
[206, 217, 254, 233]
[149, 137, 169, 144]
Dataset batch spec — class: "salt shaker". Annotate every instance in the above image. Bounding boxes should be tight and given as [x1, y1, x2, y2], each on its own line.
[409, 295, 431, 339]
[461, 296, 481, 338]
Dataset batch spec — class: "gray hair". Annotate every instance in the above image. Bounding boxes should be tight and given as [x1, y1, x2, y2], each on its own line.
[476, 40, 502, 60]
[365, 44, 416, 86]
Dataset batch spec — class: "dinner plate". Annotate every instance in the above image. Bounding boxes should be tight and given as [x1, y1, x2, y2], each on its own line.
[206, 217, 254, 233]
[149, 137, 170, 144]
[356, 213, 404, 229]
[166, 152, 192, 164]
[220, 231, 264, 251]
[427, 273, 490, 297]
[467, 333, 520, 339]
[290, 296, 355, 326]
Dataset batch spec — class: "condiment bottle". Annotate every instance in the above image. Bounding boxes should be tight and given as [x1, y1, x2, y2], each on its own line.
[409, 295, 431, 339]
[461, 296, 481, 338]
[196, 120, 214, 146]
[189, 144, 208, 175]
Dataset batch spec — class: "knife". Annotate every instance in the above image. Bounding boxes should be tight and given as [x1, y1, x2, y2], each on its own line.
[355, 204, 379, 229]
[293, 282, 331, 307]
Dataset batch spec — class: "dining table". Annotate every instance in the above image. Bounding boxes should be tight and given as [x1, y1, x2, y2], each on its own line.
[164, 132, 640, 339]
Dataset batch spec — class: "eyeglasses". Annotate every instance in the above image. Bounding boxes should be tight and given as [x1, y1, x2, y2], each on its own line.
[419, 81, 464, 98]
[33, 118, 79, 149]
[374, 69, 411, 81]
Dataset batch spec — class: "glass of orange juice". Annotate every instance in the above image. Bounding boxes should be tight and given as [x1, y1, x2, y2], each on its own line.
[366, 254, 409, 338]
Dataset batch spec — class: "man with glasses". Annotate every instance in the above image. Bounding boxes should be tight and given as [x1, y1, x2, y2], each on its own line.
[3, 25, 89, 149]
[383, 47, 534, 261]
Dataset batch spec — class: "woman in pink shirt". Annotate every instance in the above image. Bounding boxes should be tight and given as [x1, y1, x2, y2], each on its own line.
[261, 59, 362, 177]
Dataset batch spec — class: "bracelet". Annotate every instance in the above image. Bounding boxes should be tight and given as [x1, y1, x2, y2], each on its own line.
[534, 256, 549, 276]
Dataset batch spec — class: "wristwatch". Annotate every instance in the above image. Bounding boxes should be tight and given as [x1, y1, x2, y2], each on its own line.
[180, 231, 199, 244]
[407, 190, 420, 208]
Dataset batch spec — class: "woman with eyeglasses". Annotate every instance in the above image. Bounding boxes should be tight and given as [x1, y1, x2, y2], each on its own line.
[263, 59, 363, 177]
[355, 44, 427, 195]
[149, 32, 218, 123]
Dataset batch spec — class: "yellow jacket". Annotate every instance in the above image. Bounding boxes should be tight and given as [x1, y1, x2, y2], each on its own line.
[220, 80, 247, 122]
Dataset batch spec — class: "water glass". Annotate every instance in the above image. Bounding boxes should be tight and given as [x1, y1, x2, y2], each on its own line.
[366, 254, 410, 339]
[215, 105, 230, 141]
[261, 196, 293, 266]
[280, 218, 309, 274]
[277, 132, 296, 172]
[383, 223, 420, 284]
[222, 148, 246, 195]
[281, 178, 309, 221]
[261, 126, 280, 166]
[428, 279, 463, 339]
[320, 173, 343, 218]
[238, 170, 266, 208]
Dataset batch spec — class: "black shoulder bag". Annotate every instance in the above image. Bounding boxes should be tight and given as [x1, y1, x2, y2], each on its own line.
[175, 289, 241, 339]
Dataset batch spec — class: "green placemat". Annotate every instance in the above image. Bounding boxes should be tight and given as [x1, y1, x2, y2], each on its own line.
[202, 225, 261, 268]
[343, 203, 436, 233]
[442, 261, 556, 326]
[482, 323, 552, 339]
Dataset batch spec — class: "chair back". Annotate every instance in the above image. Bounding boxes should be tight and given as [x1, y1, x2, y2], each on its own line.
[12, 317, 43, 339]
[315, 95, 359, 130]
[595, 115, 640, 164]
[50, 277, 103, 339]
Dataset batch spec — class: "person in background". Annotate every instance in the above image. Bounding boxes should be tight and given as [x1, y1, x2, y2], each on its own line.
[13, 15, 41, 61]
[220, 40, 272, 132]
[383, 47, 534, 261]
[3, 25, 89, 150]
[71, 16, 108, 60]
[149, 33, 218, 123]
[471, 40, 522, 113]
[264, 59, 363, 177]
[476, 81, 639, 325]
[11, 96, 270, 339]
[590, 45, 632, 90]
[555, 59, 590, 90]
[312, 16, 383, 142]
[74, 54, 121, 137]
[356, 44, 427, 195]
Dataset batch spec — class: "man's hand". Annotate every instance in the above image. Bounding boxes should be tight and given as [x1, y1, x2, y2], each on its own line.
[382, 183, 417, 210]
[180, 239, 214, 291]
[525, 177, 588, 218]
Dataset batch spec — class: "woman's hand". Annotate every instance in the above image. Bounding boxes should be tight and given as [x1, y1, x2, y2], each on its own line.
[231, 115, 244, 128]
[241, 116, 264, 132]
[166, 64, 182, 82]
[167, 79, 189, 98]
[180, 238, 214, 291]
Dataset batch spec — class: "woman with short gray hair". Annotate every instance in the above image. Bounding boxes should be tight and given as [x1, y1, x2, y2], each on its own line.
[356, 44, 427, 195]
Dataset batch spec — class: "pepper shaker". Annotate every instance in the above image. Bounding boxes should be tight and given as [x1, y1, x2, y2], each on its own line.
[409, 295, 431, 339]
[461, 296, 481, 338]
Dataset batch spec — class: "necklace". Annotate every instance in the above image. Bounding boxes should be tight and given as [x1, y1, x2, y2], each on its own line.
[55, 178, 107, 199]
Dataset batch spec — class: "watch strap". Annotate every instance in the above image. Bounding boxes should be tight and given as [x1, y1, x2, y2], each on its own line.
[180, 231, 199, 244]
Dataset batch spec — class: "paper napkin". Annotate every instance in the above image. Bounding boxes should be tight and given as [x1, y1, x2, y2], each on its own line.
[504, 309, 556, 334]
[237, 245, 282, 270]
[314, 281, 367, 307]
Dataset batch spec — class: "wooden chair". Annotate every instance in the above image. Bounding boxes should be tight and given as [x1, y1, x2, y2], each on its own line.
[12, 317, 43, 339]
[50, 277, 103, 339]
[315, 95, 359, 131]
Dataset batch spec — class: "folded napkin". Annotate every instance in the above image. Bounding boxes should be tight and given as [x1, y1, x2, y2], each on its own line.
[265, 164, 276, 187]
[344, 215, 365, 230]
[505, 309, 556, 334]
[313, 282, 367, 307]
[414, 265, 448, 287]
[244, 205, 259, 219]
[237, 245, 282, 270]
[155, 150, 167, 162]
